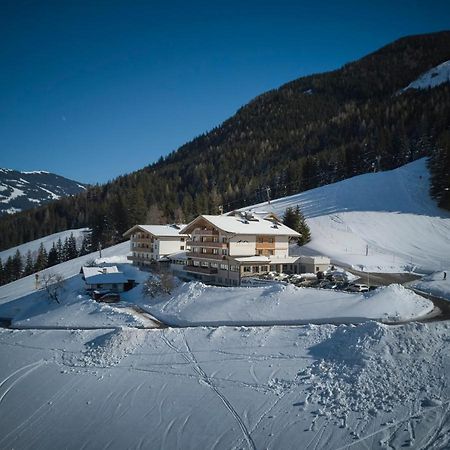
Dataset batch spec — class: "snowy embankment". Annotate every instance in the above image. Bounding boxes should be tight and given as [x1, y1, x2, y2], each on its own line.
[409, 269, 450, 302]
[0, 321, 448, 450]
[400, 59, 450, 92]
[0, 227, 89, 261]
[246, 158, 450, 274]
[140, 281, 433, 326]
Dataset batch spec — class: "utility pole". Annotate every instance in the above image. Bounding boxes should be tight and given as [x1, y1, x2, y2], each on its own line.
[266, 187, 271, 205]
[98, 242, 102, 259]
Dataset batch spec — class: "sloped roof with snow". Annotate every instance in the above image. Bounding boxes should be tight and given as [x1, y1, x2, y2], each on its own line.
[81, 266, 129, 284]
[123, 224, 188, 238]
[181, 214, 300, 236]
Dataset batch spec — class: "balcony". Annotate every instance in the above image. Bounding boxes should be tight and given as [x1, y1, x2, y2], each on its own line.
[187, 240, 227, 248]
[255, 242, 275, 250]
[186, 252, 226, 260]
[132, 238, 153, 244]
[185, 265, 218, 275]
[127, 254, 153, 263]
[192, 229, 219, 236]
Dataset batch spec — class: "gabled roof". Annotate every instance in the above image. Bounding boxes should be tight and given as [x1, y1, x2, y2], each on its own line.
[81, 266, 129, 284]
[122, 224, 188, 238]
[180, 214, 300, 236]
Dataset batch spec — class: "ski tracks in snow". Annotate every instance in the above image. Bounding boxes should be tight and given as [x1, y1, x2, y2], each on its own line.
[160, 330, 256, 450]
[0, 359, 45, 405]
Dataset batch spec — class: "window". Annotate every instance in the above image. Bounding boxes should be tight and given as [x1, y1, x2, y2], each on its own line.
[201, 261, 209, 268]
[268, 237, 274, 243]
[222, 237, 227, 243]
[180, 237, 185, 242]
[202, 248, 208, 254]
[213, 236, 218, 243]
[243, 266, 251, 273]
[222, 249, 228, 255]
[257, 249, 263, 255]
[180, 246, 184, 250]
[220, 264, 228, 270]
[230, 265, 238, 272]
[213, 248, 219, 254]
[211, 262, 218, 268]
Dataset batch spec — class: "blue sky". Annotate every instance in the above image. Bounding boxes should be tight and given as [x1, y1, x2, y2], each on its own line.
[1, 0, 449, 184]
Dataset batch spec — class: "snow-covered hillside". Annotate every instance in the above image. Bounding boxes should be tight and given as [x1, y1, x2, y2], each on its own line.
[245, 158, 450, 273]
[0, 168, 86, 215]
[400, 59, 450, 92]
[0, 228, 89, 262]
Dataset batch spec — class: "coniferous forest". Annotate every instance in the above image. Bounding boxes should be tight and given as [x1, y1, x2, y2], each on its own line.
[0, 31, 449, 253]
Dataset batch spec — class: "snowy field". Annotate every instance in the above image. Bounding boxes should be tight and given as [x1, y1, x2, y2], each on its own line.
[0, 322, 449, 449]
[0, 227, 89, 261]
[246, 159, 450, 274]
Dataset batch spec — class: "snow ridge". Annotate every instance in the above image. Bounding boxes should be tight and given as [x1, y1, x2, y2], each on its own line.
[400, 60, 450, 92]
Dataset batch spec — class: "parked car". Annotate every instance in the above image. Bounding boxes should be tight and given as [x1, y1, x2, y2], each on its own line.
[347, 283, 369, 292]
[95, 292, 120, 303]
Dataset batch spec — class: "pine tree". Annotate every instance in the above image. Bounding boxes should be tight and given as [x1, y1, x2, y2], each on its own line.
[66, 233, 78, 260]
[34, 243, 48, 272]
[47, 243, 59, 267]
[24, 250, 34, 276]
[0, 258, 5, 286]
[12, 250, 23, 280]
[79, 233, 92, 256]
[296, 206, 312, 246]
[56, 238, 64, 264]
[283, 205, 311, 246]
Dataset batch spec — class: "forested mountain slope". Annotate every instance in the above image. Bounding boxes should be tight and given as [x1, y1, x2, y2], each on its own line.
[1, 30, 449, 251]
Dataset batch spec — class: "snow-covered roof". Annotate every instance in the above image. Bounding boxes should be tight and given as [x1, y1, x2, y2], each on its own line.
[231, 256, 271, 263]
[123, 224, 188, 238]
[165, 251, 188, 261]
[84, 273, 129, 285]
[81, 266, 129, 284]
[181, 214, 300, 236]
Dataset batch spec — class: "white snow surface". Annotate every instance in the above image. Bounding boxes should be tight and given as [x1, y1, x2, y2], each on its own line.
[143, 281, 433, 326]
[0, 228, 89, 262]
[244, 158, 450, 273]
[401, 60, 450, 92]
[0, 321, 449, 449]
[409, 269, 450, 301]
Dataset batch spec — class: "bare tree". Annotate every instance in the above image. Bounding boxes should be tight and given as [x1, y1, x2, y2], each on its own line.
[142, 272, 174, 299]
[42, 273, 65, 304]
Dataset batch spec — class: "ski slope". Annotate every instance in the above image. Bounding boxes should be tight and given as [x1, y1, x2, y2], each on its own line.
[400, 59, 450, 92]
[246, 158, 450, 273]
[0, 228, 89, 262]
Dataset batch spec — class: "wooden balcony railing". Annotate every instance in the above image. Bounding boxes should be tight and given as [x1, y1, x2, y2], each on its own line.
[187, 240, 227, 248]
[192, 229, 219, 236]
